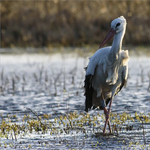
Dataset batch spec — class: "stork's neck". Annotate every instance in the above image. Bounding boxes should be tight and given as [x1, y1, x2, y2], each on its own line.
[109, 28, 125, 61]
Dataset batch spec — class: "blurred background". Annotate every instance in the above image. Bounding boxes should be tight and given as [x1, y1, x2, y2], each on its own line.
[0, 0, 150, 49]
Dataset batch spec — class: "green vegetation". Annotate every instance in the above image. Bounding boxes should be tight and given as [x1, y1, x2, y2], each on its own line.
[0, 111, 150, 149]
[1, 1, 150, 48]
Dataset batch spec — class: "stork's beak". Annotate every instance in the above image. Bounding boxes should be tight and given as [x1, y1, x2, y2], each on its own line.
[99, 28, 116, 48]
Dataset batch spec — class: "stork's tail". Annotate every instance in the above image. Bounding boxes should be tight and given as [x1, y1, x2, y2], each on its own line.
[84, 75, 93, 112]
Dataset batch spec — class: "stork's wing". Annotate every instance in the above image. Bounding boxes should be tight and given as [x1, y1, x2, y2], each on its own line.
[84, 47, 111, 112]
[86, 47, 110, 76]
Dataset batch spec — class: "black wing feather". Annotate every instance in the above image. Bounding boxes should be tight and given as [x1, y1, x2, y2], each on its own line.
[84, 75, 93, 112]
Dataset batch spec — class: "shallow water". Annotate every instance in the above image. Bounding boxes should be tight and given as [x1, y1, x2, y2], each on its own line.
[0, 53, 150, 149]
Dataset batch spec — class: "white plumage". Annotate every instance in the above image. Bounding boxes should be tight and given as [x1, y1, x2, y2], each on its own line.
[84, 16, 129, 134]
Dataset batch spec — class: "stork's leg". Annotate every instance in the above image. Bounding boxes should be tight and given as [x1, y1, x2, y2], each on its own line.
[108, 120, 112, 133]
[103, 97, 113, 135]
[104, 109, 112, 133]
[103, 107, 109, 134]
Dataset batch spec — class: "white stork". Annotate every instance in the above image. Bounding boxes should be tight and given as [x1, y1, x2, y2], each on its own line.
[84, 16, 129, 134]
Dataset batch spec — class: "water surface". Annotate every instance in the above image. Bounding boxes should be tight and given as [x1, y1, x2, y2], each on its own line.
[0, 53, 150, 149]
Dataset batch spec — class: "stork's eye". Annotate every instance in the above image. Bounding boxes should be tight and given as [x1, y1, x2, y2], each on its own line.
[116, 23, 121, 27]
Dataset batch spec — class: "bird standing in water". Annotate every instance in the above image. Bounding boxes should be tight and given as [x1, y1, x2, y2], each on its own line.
[84, 16, 129, 134]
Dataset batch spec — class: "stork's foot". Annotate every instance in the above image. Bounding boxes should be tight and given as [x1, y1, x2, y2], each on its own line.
[103, 107, 111, 135]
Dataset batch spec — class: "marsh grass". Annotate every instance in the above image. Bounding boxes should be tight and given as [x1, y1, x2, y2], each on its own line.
[0, 111, 150, 149]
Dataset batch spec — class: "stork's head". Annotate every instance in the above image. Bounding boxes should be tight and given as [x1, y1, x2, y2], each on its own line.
[111, 16, 127, 33]
[99, 16, 127, 48]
